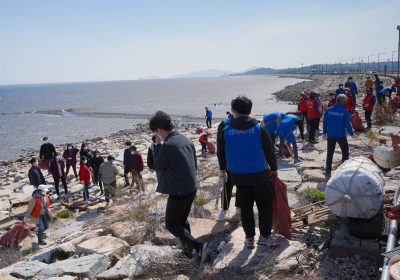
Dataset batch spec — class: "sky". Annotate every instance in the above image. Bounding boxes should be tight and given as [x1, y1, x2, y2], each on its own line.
[0, 0, 399, 85]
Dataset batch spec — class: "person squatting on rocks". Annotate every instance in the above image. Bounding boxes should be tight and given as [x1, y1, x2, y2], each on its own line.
[275, 113, 305, 163]
[328, 92, 337, 108]
[199, 132, 211, 154]
[205, 106, 212, 128]
[322, 94, 356, 176]
[379, 86, 394, 105]
[298, 91, 309, 133]
[363, 88, 376, 130]
[79, 156, 91, 204]
[24, 185, 51, 245]
[345, 76, 358, 107]
[217, 112, 240, 222]
[63, 144, 79, 181]
[123, 141, 132, 187]
[262, 111, 286, 141]
[147, 135, 160, 182]
[99, 155, 119, 207]
[218, 95, 280, 249]
[129, 146, 145, 195]
[49, 152, 68, 200]
[150, 111, 209, 263]
[91, 150, 104, 196]
[307, 92, 322, 144]
[40, 137, 56, 175]
[343, 87, 355, 113]
[28, 158, 45, 188]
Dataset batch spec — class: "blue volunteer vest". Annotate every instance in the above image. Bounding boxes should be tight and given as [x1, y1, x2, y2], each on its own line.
[337, 88, 344, 95]
[275, 115, 300, 143]
[225, 123, 266, 174]
[263, 112, 286, 133]
[206, 109, 212, 117]
[347, 82, 356, 93]
[380, 87, 392, 94]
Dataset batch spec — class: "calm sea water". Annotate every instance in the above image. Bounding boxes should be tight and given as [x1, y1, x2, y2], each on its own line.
[0, 75, 305, 160]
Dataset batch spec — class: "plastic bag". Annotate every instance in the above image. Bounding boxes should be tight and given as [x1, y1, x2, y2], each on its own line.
[196, 127, 203, 134]
[38, 159, 47, 170]
[384, 205, 400, 220]
[206, 142, 216, 153]
[350, 112, 367, 132]
[366, 154, 391, 172]
[0, 221, 31, 246]
[270, 172, 292, 240]
[283, 142, 293, 156]
[390, 133, 400, 147]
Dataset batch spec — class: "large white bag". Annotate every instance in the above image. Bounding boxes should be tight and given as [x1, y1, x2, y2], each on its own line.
[373, 146, 400, 169]
[325, 157, 384, 219]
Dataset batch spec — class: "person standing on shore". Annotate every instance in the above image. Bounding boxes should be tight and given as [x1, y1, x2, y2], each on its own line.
[199, 132, 211, 154]
[63, 144, 79, 181]
[129, 146, 145, 195]
[150, 111, 209, 263]
[205, 107, 212, 128]
[276, 114, 305, 162]
[123, 141, 132, 187]
[335, 84, 344, 96]
[307, 92, 322, 144]
[28, 158, 45, 188]
[328, 92, 337, 108]
[345, 77, 358, 106]
[374, 74, 381, 95]
[344, 88, 355, 113]
[99, 155, 119, 207]
[216, 112, 240, 222]
[79, 143, 93, 168]
[218, 95, 279, 249]
[363, 88, 376, 130]
[40, 137, 56, 175]
[49, 152, 68, 200]
[365, 77, 374, 90]
[298, 91, 309, 133]
[147, 135, 160, 182]
[79, 156, 91, 204]
[322, 94, 356, 176]
[91, 151, 104, 196]
[262, 111, 286, 141]
[377, 81, 385, 105]
[315, 93, 323, 131]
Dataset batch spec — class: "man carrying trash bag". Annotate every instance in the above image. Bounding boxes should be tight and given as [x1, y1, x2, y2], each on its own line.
[218, 95, 280, 249]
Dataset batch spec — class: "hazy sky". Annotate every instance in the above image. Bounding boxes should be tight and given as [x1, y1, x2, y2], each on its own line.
[1, 0, 399, 85]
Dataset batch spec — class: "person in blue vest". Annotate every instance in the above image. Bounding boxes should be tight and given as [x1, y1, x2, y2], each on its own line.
[374, 74, 381, 95]
[218, 95, 279, 248]
[345, 77, 358, 107]
[216, 113, 240, 221]
[322, 94, 357, 176]
[275, 114, 305, 162]
[262, 111, 286, 141]
[379, 86, 395, 105]
[335, 84, 344, 96]
[205, 107, 212, 128]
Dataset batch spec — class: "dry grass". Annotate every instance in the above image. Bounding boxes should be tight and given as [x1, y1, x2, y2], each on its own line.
[373, 102, 396, 124]
[0, 246, 22, 269]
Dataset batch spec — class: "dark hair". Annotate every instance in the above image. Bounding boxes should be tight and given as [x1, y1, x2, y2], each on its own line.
[129, 146, 137, 151]
[68, 143, 73, 147]
[80, 156, 86, 165]
[367, 77, 370, 79]
[339, 83, 343, 86]
[226, 111, 230, 115]
[43, 137, 48, 140]
[29, 158, 37, 164]
[231, 95, 252, 115]
[152, 135, 156, 143]
[125, 141, 132, 146]
[80, 142, 88, 152]
[149, 111, 174, 132]
[94, 150, 100, 154]
[348, 77, 353, 80]
[107, 155, 115, 161]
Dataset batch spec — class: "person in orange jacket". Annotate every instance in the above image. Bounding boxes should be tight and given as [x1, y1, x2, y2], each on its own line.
[363, 88, 376, 130]
[199, 132, 211, 153]
[343, 87, 355, 113]
[328, 92, 337, 108]
[298, 90, 309, 133]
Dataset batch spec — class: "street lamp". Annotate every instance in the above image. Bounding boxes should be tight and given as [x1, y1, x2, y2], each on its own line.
[368, 55, 375, 72]
[359, 57, 365, 72]
[397, 25, 400, 77]
[378, 53, 386, 73]
[392, 51, 397, 74]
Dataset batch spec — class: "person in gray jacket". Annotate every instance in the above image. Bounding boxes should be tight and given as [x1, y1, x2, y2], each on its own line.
[99, 155, 119, 207]
[150, 111, 208, 263]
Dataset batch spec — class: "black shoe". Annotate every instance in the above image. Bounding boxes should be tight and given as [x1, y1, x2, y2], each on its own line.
[39, 240, 47, 245]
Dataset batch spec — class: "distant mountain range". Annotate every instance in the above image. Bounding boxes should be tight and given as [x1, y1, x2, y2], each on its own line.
[169, 67, 260, 79]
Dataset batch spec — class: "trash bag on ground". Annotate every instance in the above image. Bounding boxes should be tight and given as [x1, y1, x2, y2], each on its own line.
[350, 112, 367, 132]
[270, 171, 292, 240]
[38, 159, 47, 170]
[0, 221, 31, 246]
[367, 154, 391, 172]
[206, 142, 216, 153]
[283, 142, 293, 156]
[390, 133, 400, 147]
[384, 205, 400, 220]
[196, 127, 203, 134]
[374, 146, 400, 169]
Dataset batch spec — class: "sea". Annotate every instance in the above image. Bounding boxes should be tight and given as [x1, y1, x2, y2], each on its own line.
[0, 75, 306, 160]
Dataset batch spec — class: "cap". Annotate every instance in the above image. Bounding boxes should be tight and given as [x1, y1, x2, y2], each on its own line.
[38, 185, 49, 193]
[107, 155, 115, 161]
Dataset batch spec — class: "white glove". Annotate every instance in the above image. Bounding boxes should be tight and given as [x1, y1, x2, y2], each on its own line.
[351, 134, 358, 139]
[219, 172, 228, 183]
[80, 181, 84, 184]
[365, 103, 369, 107]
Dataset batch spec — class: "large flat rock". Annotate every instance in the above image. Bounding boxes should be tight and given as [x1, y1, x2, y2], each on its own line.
[76, 236, 129, 261]
[297, 182, 328, 192]
[277, 164, 302, 183]
[108, 221, 146, 246]
[297, 149, 320, 160]
[29, 243, 75, 264]
[0, 198, 11, 211]
[314, 152, 342, 165]
[303, 169, 330, 183]
[380, 126, 400, 135]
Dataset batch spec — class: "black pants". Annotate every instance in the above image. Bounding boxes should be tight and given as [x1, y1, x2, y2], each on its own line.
[326, 137, 349, 171]
[124, 166, 130, 186]
[301, 112, 309, 133]
[44, 159, 51, 171]
[165, 191, 199, 250]
[93, 166, 103, 192]
[317, 117, 321, 130]
[221, 170, 240, 211]
[378, 93, 385, 105]
[308, 119, 318, 141]
[365, 109, 373, 128]
[269, 132, 276, 143]
[54, 176, 68, 196]
[200, 141, 207, 152]
[206, 117, 212, 128]
[66, 164, 78, 178]
[351, 92, 356, 107]
[237, 182, 273, 238]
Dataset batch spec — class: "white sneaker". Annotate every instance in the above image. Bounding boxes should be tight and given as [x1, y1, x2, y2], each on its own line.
[218, 210, 227, 221]
[257, 235, 280, 247]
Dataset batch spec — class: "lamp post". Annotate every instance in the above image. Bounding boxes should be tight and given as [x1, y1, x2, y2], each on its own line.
[368, 55, 374, 72]
[397, 25, 400, 77]
[378, 53, 386, 73]
[359, 57, 365, 72]
[392, 51, 397, 74]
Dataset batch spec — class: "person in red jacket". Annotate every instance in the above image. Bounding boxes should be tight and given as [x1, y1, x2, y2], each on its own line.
[49, 152, 68, 200]
[363, 88, 377, 130]
[307, 92, 322, 144]
[63, 144, 80, 180]
[298, 90, 309, 133]
[79, 156, 91, 203]
[129, 146, 145, 195]
[199, 132, 211, 153]
[328, 92, 337, 108]
[343, 87, 355, 113]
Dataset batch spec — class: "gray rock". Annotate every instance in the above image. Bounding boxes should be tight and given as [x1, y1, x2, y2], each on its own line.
[76, 236, 129, 262]
[29, 243, 75, 264]
[380, 126, 400, 135]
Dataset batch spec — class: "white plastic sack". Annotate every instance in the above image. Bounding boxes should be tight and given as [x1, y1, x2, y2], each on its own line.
[374, 146, 400, 169]
[325, 157, 384, 219]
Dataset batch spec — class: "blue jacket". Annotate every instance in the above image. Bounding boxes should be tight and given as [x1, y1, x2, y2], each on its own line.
[223, 117, 231, 127]
[374, 77, 380, 86]
[336, 88, 344, 95]
[123, 148, 131, 167]
[275, 115, 300, 143]
[323, 103, 354, 138]
[380, 87, 392, 94]
[206, 109, 212, 117]
[263, 111, 286, 133]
